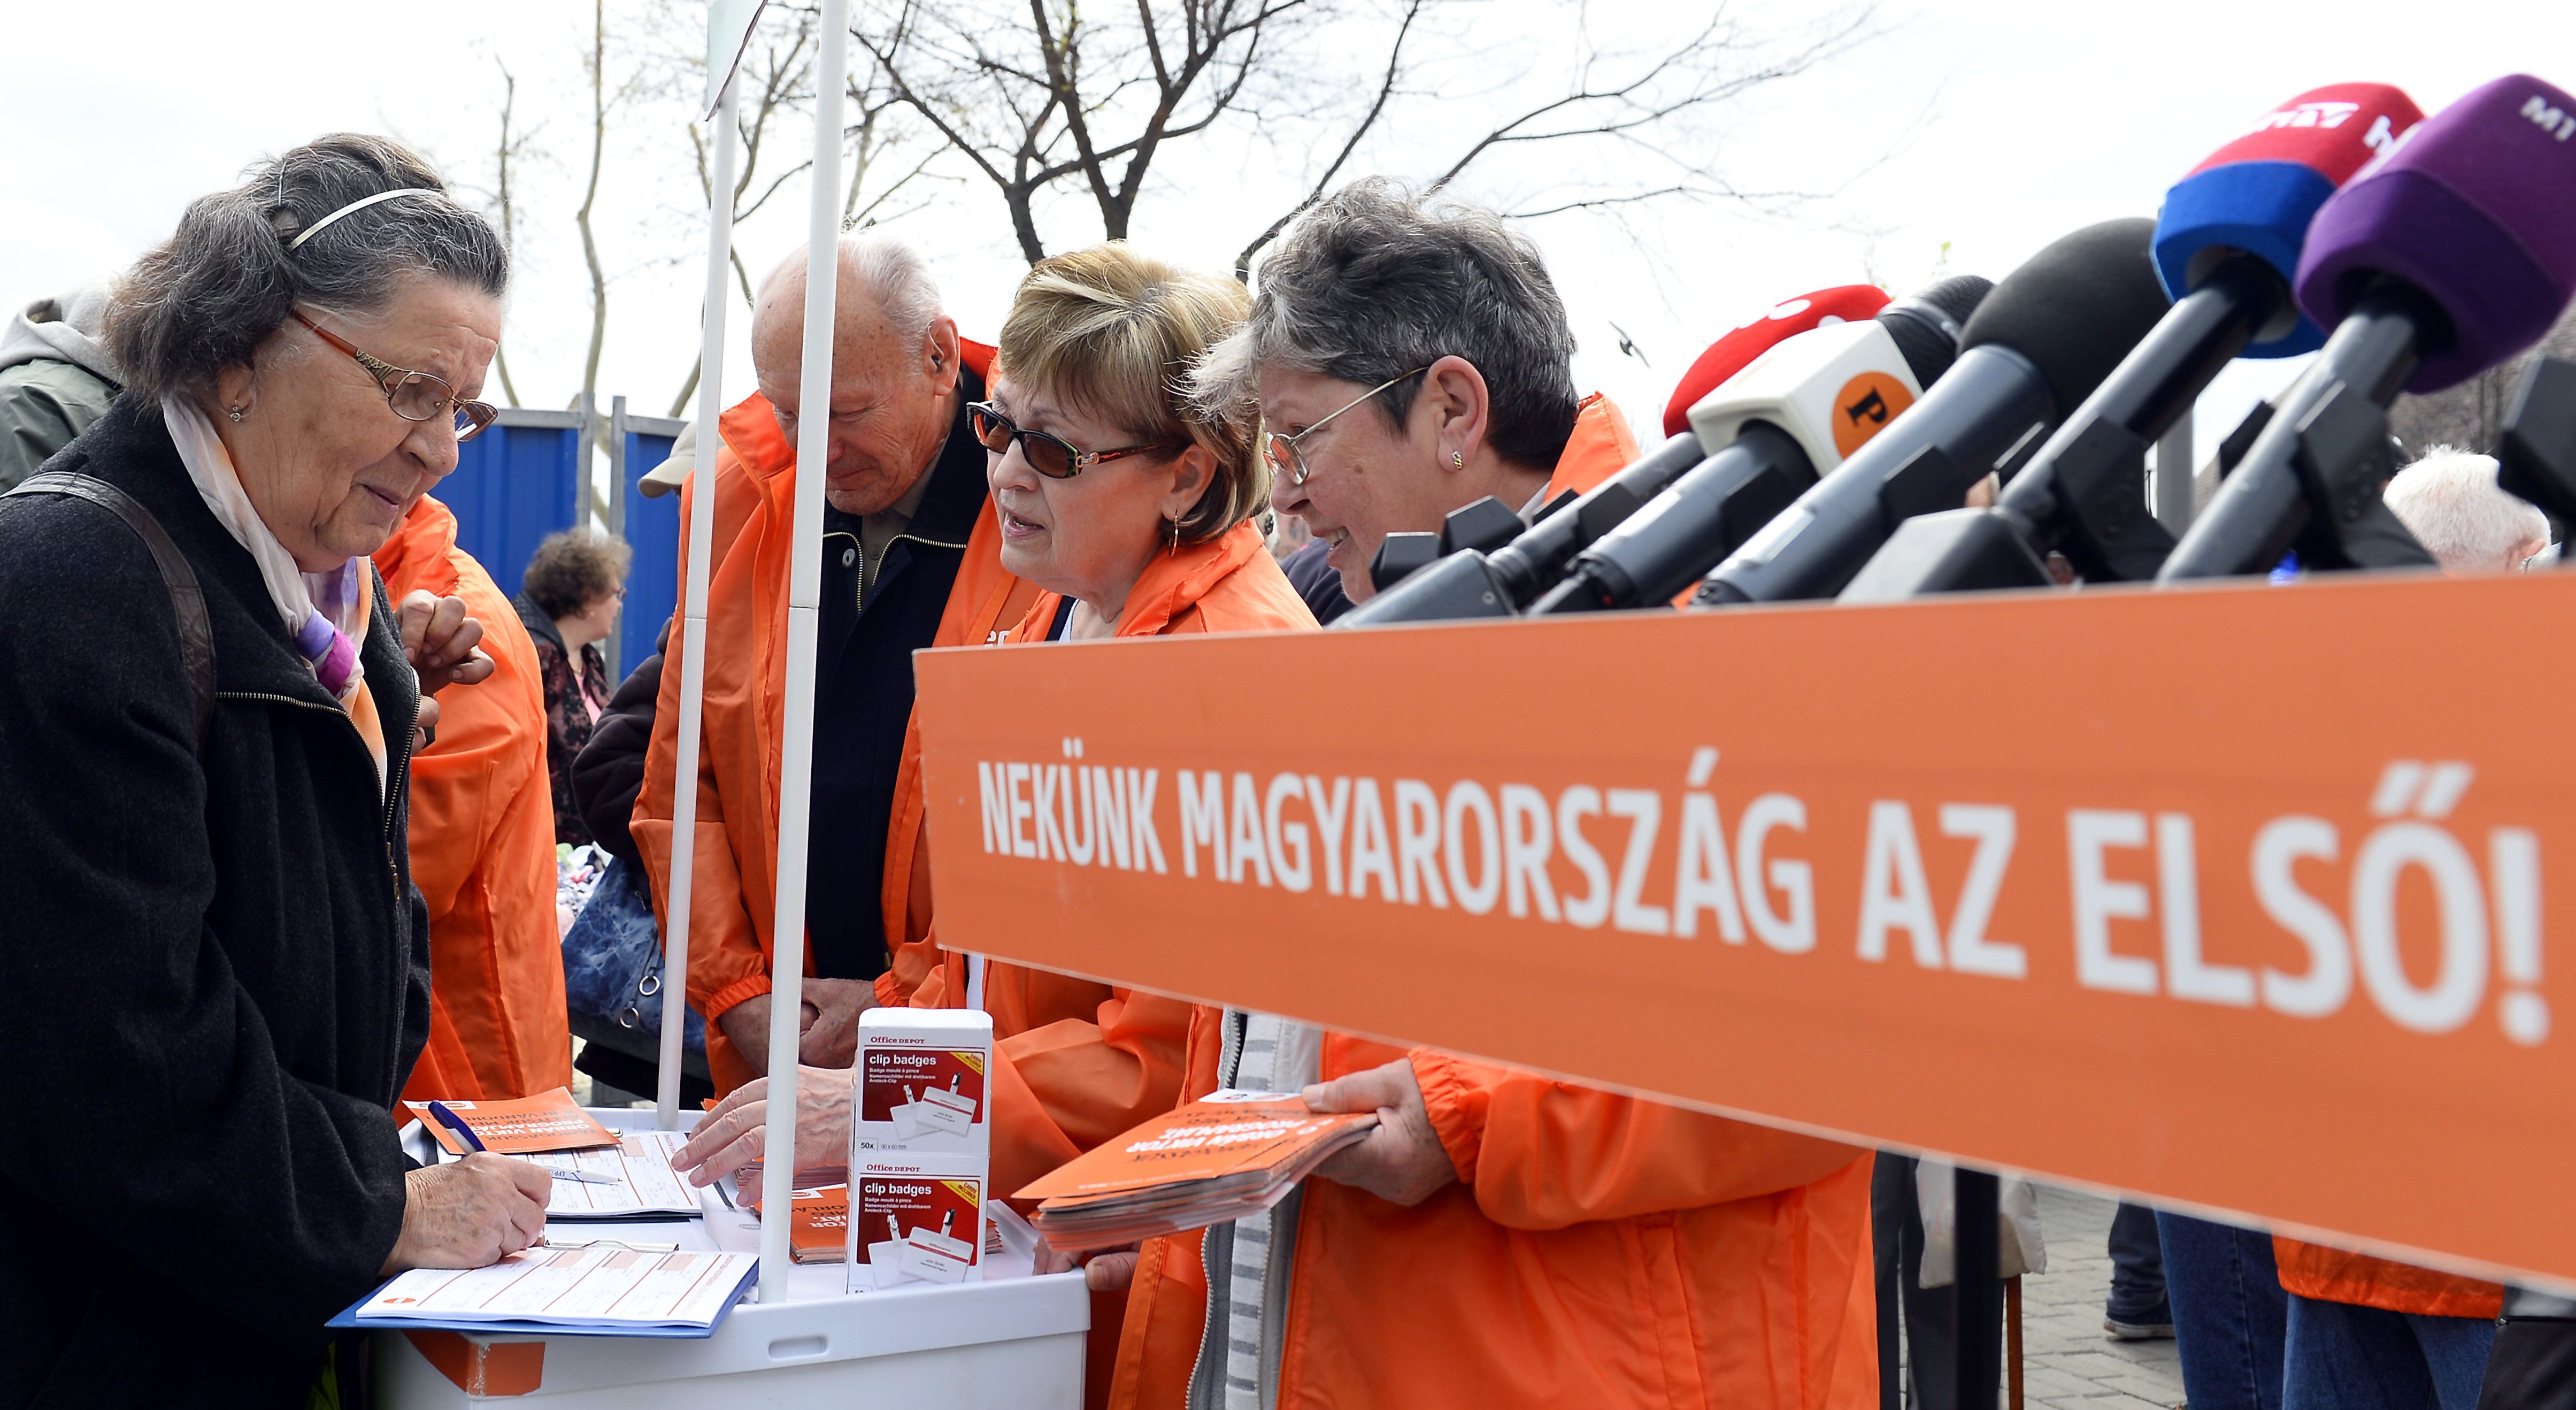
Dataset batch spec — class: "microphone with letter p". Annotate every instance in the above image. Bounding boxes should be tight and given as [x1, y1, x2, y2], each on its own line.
[1528, 276, 1993, 615]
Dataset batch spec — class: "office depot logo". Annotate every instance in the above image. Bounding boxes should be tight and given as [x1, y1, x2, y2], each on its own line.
[971, 743, 2551, 1046]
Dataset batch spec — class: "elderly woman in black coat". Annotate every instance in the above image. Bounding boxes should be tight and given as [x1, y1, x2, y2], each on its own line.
[0, 134, 555, 1406]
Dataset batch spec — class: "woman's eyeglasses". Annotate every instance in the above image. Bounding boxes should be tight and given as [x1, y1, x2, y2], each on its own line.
[1264, 367, 1427, 487]
[969, 401, 1181, 479]
[291, 310, 499, 443]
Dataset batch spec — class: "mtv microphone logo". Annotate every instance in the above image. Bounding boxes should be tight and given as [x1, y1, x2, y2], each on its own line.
[2254, 100, 2361, 131]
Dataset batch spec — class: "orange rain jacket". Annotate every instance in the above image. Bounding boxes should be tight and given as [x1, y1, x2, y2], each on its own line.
[881, 392, 1639, 1199]
[2271, 1240, 2502, 1321]
[890, 521, 1319, 1199]
[1093, 394, 1881, 1410]
[373, 495, 572, 1101]
[630, 346, 1038, 1092]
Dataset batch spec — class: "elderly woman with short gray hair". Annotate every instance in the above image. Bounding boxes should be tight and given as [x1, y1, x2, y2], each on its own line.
[0, 134, 555, 1404]
[1201, 175, 1642, 607]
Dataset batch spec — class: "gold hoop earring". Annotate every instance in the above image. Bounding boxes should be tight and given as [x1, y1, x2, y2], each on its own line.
[1450, 449, 1464, 469]
[1165, 516, 1181, 557]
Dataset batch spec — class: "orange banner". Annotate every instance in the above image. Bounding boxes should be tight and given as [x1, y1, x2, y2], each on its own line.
[913, 570, 2576, 1286]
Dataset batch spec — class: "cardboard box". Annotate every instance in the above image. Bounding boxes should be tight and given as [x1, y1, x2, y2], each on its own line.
[845, 1157, 987, 1292]
[854, 1009, 992, 1159]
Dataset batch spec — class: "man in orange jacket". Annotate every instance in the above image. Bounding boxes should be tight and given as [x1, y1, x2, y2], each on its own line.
[1085, 179, 1879, 1410]
[374, 493, 571, 1101]
[631, 234, 1036, 1093]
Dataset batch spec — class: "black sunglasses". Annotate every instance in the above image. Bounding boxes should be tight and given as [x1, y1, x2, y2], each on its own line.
[969, 401, 1181, 479]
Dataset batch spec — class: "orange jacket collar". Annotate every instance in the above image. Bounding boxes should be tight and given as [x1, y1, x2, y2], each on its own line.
[372, 494, 462, 592]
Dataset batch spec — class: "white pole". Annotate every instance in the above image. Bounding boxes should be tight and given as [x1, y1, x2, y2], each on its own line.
[657, 68, 741, 1131]
[758, 0, 848, 1302]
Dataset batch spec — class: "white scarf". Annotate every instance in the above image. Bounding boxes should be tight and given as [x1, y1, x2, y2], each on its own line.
[162, 395, 371, 703]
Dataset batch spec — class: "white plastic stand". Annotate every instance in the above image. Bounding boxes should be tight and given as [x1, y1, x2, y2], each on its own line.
[373, 1109, 1088, 1405]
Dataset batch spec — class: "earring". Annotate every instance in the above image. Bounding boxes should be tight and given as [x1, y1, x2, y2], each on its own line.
[1165, 516, 1181, 557]
[1450, 449, 1464, 469]
[227, 405, 247, 423]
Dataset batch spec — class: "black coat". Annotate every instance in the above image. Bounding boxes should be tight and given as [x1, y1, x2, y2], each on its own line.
[0, 399, 430, 1408]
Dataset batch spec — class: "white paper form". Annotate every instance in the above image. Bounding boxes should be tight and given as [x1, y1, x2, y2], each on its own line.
[526, 1129, 704, 1219]
[347, 1246, 756, 1332]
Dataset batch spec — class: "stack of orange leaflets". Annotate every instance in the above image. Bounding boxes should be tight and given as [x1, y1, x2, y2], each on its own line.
[405, 1087, 617, 1155]
[1015, 1092, 1378, 1252]
[786, 1187, 849, 1265]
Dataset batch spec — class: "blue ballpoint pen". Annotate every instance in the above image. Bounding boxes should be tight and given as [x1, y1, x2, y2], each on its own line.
[426, 1101, 487, 1154]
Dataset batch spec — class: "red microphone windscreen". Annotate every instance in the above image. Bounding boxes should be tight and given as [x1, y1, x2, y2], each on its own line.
[2186, 83, 2423, 185]
[1662, 285, 1891, 438]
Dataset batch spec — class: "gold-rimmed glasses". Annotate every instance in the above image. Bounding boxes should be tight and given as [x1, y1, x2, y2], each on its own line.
[1264, 367, 1428, 487]
[291, 310, 498, 442]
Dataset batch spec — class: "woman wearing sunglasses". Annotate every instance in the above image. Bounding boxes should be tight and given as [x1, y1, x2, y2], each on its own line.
[670, 244, 1312, 1307]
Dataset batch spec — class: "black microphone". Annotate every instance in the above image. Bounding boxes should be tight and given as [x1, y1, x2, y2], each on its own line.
[1694, 220, 2173, 607]
[1527, 277, 1993, 616]
[1336, 282, 1948, 629]
[1842, 85, 2428, 601]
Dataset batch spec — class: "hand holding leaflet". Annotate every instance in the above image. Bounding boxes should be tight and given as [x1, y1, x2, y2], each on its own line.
[1018, 1092, 1380, 1252]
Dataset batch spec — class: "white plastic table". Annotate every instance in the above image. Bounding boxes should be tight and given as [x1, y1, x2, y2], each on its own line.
[373, 1108, 1088, 1406]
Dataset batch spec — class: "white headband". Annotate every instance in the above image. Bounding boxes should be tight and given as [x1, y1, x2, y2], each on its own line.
[287, 188, 438, 252]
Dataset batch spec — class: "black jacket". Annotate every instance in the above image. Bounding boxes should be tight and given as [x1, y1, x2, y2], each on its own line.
[0, 399, 429, 1408]
[571, 620, 667, 868]
[804, 367, 989, 980]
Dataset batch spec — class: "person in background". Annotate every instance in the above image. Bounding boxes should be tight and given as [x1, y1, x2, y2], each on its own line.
[0, 281, 124, 489]
[0, 132, 551, 1405]
[2160, 1212, 2292, 1410]
[630, 234, 1038, 1094]
[516, 526, 630, 846]
[376, 492, 572, 1102]
[2382, 447, 2552, 574]
[2105, 1202, 2174, 1339]
[1127, 178, 1871, 1410]
[572, 423, 698, 868]
[673, 240, 1303, 1408]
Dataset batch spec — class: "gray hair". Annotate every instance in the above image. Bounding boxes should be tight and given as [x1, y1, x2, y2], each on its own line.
[758, 232, 945, 343]
[1193, 178, 1580, 469]
[104, 133, 507, 404]
[2383, 446, 2552, 572]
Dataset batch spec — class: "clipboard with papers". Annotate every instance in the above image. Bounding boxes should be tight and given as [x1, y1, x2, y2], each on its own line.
[330, 1244, 758, 1338]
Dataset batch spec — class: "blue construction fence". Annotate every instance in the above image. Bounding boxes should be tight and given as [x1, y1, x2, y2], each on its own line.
[442, 394, 686, 681]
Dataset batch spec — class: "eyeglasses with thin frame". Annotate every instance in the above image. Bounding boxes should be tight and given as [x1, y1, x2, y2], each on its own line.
[1265, 367, 1428, 487]
[290, 310, 498, 443]
[969, 400, 1181, 479]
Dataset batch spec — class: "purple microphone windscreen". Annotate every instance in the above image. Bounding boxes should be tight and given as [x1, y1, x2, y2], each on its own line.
[2294, 74, 2576, 392]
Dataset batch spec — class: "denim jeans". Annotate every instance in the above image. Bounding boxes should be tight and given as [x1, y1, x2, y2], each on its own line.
[2158, 1211, 2289, 1410]
[2284, 1294, 2496, 1410]
[2106, 1202, 2168, 1321]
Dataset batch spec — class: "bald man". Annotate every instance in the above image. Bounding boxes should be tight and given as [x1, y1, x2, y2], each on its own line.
[631, 236, 1035, 1092]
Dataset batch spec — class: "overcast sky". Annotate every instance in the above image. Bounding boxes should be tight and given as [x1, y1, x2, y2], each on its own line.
[6, 1, 2568, 471]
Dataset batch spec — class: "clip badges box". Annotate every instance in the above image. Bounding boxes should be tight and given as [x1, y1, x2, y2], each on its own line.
[855, 1008, 991, 1157]
[845, 1160, 987, 1291]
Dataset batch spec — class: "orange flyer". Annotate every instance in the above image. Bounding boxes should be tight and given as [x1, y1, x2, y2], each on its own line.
[407, 1087, 618, 1155]
[1019, 1093, 1375, 1205]
[788, 1187, 851, 1265]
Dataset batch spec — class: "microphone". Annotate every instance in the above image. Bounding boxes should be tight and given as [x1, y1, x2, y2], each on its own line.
[1694, 219, 2173, 607]
[1528, 277, 1992, 615]
[1338, 285, 1898, 628]
[2160, 74, 2576, 581]
[1660, 286, 1893, 437]
[1843, 83, 2424, 601]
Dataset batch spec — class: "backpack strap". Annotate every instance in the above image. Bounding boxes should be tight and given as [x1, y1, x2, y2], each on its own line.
[7, 470, 217, 749]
